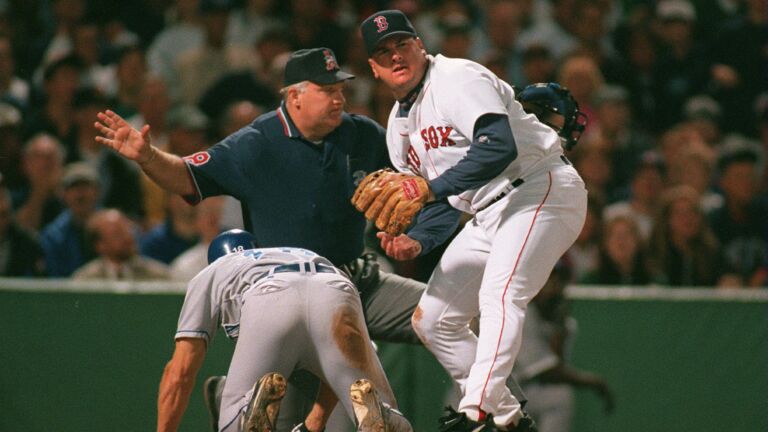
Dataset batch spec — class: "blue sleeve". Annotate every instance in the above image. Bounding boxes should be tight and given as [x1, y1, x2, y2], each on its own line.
[184, 128, 260, 203]
[406, 200, 462, 256]
[429, 113, 517, 200]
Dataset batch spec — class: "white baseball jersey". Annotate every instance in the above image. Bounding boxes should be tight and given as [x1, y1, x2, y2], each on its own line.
[394, 54, 589, 427]
[385, 54, 565, 213]
[175, 247, 329, 344]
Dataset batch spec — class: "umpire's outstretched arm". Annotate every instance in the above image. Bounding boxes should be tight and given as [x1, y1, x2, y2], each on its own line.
[94, 109, 196, 197]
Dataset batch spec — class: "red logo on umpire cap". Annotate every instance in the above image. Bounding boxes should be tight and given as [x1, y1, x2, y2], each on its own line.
[323, 49, 338, 71]
[373, 16, 389, 33]
[183, 151, 211, 166]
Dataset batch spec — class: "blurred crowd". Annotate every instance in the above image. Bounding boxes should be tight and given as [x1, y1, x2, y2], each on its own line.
[0, 0, 766, 287]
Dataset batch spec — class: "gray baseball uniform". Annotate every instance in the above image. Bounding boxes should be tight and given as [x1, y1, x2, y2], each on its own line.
[176, 247, 398, 431]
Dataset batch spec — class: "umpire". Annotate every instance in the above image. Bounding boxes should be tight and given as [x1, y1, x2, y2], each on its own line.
[94, 47, 524, 430]
[95, 47, 424, 342]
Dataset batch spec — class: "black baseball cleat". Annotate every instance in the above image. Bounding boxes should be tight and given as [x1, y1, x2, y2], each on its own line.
[503, 412, 537, 432]
[203, 375, 226, 432]
[438, 407, 492, 432]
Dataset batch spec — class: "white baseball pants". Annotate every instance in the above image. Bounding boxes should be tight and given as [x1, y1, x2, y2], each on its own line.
[413, 164, 587, 427]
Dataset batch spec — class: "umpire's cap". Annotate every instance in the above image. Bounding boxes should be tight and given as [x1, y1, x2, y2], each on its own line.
[207, 229, 257, 264]
[360, 10, 418, 56]
[283, 48, 354, 87]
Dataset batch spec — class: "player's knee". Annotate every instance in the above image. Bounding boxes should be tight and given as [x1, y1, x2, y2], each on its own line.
[411, 305, 426, 340]
[411, 304, 440, 344]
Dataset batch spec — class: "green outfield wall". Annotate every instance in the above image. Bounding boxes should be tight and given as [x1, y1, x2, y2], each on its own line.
[1, 280, 766, 432]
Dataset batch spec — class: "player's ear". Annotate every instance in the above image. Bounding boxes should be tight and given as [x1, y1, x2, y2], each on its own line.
[415, 37, 425, 52]
[368, 58, 380, 79]
[288, 87, 300, 108]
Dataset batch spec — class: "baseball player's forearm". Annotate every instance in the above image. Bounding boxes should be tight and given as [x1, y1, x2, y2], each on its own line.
[406, 200, 462, 256]
[139, 147, 197, 197]
[157, 339, 206, 432]
[304, 381, 338, 431]
[430, 113, 517, 200]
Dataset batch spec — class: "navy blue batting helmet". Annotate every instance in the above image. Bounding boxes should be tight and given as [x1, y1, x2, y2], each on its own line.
[207, 229, 257, 264]
[516, 82, 587, 151]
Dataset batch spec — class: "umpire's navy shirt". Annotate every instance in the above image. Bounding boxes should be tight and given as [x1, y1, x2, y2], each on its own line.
[182, 102, 389, 266]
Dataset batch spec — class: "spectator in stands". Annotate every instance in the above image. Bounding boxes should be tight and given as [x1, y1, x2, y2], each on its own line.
[650, 185, 738, 287]
[197, 28, 285, 120]
[569, 0, 624, 84]
[39, 162, 99, 277]
[580, 214, 652, 285]
[557, 52, 603, 136]
[587, 84, 654, 194]
[139, 194, 199, 265]
[610, 23, 658, 133]
[0, 35, 30, 109]
[512, 260, 614, 432]
[651, 0, 710, 132]
[708, 145, 768, 287]
[674, 148, 722, 212]
[709, 0, 768, 136]
[517, 0, 579, 62]
[71, 88, 144, 218]
[28, 0, 86, 81]
[520, 44, 556, 87]
[474, 0, 526, 85]
[566, 199, 603, 283]
[0, 186, 45, 276]
[0, 102, 25, 190]
[109, 45, 147, 118]
[603, 151, 666, 241]
[147, 0, 205, 98]
[74, 208, 170, 280]
[71, 19, 115, 97]
[24, 55, 82, 158]
[217, 100, 264, 138]
[11, 134, 66, 232]
[226, 0, 283, 47]
[285, 0, 349, 64]
[127, 76, 173, 227]
[570, 140, 612, 206]
[166, 104, 211, 157]
[174, 0, 256, 105]
[437, 16, 474, 60]
[658, 123, 713, 183]
[682, 95, 724, 148]
[170, 196, 224, 281]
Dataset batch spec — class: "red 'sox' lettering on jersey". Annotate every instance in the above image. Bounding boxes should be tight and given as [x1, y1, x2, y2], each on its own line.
[421, 126, 455, 150]
[401, 178, 422, 200]
[184, 151, 211, 166]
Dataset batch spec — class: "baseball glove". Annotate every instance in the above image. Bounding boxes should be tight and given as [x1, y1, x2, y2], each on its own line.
[351, 169, 431, 236]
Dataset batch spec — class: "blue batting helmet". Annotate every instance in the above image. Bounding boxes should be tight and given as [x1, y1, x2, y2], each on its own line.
[207, 229, 257, 264]
[516, 82, 587, 151]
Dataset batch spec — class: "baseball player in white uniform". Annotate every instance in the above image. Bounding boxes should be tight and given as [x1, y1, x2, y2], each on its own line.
[158, 229, 411, 432]
[359, 10, 588, 432]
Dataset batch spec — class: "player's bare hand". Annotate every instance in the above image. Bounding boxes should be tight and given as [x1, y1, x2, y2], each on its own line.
[94, 110, 153, 163]
[588, 377, 615, 415]
[377, 232, 422, 261]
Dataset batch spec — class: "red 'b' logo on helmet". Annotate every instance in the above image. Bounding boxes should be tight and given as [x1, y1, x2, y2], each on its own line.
[373, 16, 388, 33]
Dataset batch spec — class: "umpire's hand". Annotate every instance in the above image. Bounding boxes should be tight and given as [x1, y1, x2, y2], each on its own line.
[94, 110, 155, 164]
